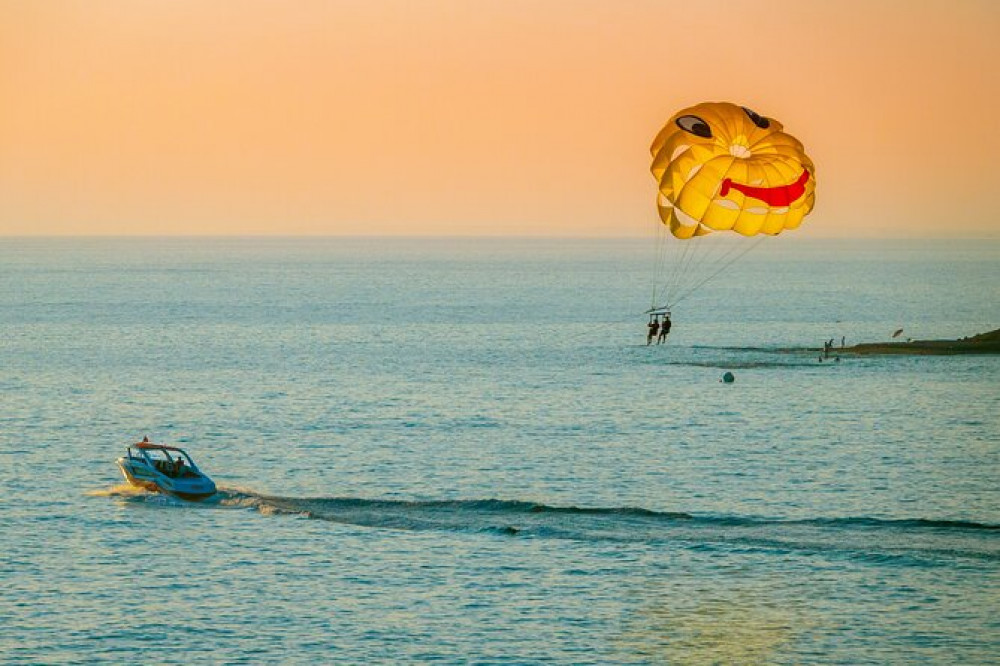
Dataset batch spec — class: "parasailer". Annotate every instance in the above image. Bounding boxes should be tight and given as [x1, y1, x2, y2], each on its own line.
[646, 316, 660, 345]
[657, 313, 671, 344]
[646, 102, 816, 321]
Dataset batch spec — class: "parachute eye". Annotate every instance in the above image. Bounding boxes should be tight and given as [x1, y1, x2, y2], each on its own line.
[675, 115, 712, 139]
[742, 106, 770, 129]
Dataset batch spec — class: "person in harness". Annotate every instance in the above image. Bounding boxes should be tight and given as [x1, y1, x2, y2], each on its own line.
[657, 313, 672, 344]
[646, 316, 660, 345]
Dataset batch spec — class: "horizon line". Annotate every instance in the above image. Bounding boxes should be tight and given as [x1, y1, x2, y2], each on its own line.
[2, 233, 999, 241]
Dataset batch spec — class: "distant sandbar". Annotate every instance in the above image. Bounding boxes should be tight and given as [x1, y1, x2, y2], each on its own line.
[832, 329, 1000, 356]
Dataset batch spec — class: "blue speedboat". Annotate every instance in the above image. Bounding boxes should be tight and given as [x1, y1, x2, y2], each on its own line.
[116, 440, 217, 501]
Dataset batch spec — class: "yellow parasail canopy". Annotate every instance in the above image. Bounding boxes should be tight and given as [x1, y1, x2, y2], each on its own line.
[650, 102, 816, 239]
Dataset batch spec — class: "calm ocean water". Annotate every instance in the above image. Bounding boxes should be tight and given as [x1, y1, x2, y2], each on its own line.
[1, 237, 998, 664]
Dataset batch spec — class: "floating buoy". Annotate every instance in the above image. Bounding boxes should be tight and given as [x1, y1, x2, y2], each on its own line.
[722, 371, 735, 383]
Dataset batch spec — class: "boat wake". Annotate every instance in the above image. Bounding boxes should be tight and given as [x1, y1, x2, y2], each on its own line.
[93, 485, 1000, 564]
[636, 345, 836, 369]
[86, 483, 153, 498]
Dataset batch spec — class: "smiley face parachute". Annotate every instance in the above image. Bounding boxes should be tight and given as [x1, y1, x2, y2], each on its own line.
[647, 102, 816, 311]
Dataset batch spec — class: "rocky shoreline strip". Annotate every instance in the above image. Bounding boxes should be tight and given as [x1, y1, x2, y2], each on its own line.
[831, 329, 1000, 355]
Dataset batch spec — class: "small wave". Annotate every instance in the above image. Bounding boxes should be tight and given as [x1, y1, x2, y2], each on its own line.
[800, 516, 1000, 532]
[660, 513, 1000, 532]
[638, 345, 833, 369]
[660, 360, 823, 369]
[689, 345, 788, 352]
[688, 345, 829, 354]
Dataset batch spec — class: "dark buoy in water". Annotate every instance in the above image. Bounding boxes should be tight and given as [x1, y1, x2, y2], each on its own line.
[722, 371, 735, 384]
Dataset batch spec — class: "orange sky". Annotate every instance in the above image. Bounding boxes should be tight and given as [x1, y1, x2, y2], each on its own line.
[2, 0, 998, 237]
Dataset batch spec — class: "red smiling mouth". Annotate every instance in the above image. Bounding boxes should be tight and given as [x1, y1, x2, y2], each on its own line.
[720, 168, 810, 207]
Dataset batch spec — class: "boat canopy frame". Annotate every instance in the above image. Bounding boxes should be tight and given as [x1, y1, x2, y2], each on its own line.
[126, 444, 200, 471]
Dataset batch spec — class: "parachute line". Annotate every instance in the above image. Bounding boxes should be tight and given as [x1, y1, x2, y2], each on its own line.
[667, 236, 766, 308]
[646, 102, 814, 314]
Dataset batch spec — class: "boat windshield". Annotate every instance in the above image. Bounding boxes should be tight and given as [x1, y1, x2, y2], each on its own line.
[130, 447, 198, 476]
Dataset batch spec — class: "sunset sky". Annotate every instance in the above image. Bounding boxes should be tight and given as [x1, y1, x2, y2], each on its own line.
[2, 0, 998, 237]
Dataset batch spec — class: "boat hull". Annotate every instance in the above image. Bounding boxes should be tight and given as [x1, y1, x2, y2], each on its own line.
[117, 458, 217, 501]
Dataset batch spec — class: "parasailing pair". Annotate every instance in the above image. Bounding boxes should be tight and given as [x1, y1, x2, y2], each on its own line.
[647, 102, 816, 314]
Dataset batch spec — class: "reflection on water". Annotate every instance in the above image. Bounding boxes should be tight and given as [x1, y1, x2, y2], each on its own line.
[84, 484, 149, 498]
[619, 582, 802, 664]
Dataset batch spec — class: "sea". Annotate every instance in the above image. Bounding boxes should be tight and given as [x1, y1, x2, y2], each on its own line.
[1, 236, 998, 664]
